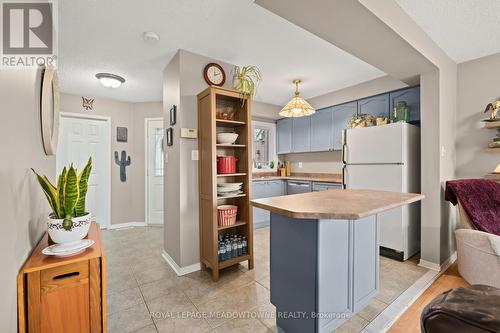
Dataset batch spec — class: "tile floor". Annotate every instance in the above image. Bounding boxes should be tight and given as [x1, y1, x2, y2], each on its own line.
[103, 226, 428, 333]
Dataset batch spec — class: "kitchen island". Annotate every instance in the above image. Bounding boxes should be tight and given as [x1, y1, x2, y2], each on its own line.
[251, 189, 424, 333]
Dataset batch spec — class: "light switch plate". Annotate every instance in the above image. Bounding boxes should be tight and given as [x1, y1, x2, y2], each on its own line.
[298, 162, 303, 168]
[191, 150, 199, 161]
[181, 128, 198, 139]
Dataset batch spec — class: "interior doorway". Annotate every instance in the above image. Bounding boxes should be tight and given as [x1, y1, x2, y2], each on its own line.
[56, 112, 111, 228]
[145, 118, 164, 225]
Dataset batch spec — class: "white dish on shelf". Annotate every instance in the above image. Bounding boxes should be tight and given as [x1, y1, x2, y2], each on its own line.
[217, 182, 243, 187]
[217, 132, 239, 144]
[218, 188, 242, 194]
[42, 239, 94, 257]
[218, 190, 243, 198]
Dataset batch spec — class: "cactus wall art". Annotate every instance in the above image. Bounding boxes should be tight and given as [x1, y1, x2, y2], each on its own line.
[114, 150, 131, 182]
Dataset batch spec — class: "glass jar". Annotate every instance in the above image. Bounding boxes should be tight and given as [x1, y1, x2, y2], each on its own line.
[393, 101, 410, 123]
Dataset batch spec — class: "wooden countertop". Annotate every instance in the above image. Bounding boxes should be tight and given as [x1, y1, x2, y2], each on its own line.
[251, 189, 424, 220]
[20, 222, 104, 273]
[253, 172, 342, 183]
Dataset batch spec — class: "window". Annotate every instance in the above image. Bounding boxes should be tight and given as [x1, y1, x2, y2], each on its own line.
[252, 121, 277, 171]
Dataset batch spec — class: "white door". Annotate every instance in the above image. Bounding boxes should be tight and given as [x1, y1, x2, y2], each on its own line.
[57, 114, 111, 228]
[345, 123, 403, 164]
[146, 119, 164, 225]
[346, 164, 404, 252]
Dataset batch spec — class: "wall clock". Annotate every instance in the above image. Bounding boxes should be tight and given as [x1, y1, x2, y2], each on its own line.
[40, 66, 60, 155]
[203, 63, 225, 86]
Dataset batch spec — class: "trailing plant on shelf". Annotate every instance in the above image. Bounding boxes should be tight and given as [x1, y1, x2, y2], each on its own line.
[233, 65, 262, 103]
[32, 157, 92, 233]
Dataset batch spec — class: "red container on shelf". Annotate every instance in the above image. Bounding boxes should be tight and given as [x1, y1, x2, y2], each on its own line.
[217, 156, 238, 174]
[217, 205, 238, 227]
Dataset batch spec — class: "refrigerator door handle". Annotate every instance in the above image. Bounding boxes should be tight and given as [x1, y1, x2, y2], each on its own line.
[341, 165, 346, 189]
[341, 129, 347, 164]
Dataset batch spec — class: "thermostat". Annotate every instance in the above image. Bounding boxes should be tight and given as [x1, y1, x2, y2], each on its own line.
[181, 128, 198, 139]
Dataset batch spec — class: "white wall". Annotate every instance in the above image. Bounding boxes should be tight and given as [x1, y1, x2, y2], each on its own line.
[60, 94, 162, 225]
[456, 53, 500, 178]
[0, 68, 56, 332]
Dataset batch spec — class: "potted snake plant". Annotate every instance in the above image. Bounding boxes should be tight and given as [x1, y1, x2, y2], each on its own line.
[32, 157, 92, 244]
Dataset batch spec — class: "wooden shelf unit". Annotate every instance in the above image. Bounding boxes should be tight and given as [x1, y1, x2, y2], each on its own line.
[198, 86, 254, 281]
[484, 120, 500, 129]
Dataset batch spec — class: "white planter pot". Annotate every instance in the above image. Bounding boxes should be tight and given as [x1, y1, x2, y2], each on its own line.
[47, 213, 92, 244]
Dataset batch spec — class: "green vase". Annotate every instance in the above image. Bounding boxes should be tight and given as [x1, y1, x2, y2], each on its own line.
[393, 101, 410, 123]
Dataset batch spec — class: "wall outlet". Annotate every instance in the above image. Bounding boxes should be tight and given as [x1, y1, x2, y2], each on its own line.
[298, 162, 303, 168]
[191, 150, 199, 161]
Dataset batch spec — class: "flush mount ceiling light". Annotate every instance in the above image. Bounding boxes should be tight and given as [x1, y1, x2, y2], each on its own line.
[279, 79, 315, 118]
[95, 73, 126, 88]
[142, 31, 160, 43]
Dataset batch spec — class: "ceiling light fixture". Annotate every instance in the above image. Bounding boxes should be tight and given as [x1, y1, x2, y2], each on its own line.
[142, 31, 160, 43]
[95, 73, 125, 88]
[279, 79, 315, 118]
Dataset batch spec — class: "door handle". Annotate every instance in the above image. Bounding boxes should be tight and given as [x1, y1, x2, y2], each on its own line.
[342, 165, 346, 190]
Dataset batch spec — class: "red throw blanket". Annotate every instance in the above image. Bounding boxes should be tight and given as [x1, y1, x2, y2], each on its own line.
[445, 179, 500, 236]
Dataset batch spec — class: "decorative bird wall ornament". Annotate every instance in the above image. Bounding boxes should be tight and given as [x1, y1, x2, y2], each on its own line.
[82, 97, 94, 111]
[484, 100, 500, 120]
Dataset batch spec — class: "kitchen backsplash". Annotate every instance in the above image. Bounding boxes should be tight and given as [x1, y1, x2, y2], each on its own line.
[279, 151, 343, 173]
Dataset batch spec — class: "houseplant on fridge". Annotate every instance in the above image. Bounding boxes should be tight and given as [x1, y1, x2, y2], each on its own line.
[32, 157, 93, 244]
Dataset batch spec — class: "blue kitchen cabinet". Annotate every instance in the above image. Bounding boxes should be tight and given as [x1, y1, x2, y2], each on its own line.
[358, 93, 390, 119]
[312, 182, 342, 192]
[389, 86, 420, 125]
[252, 180, 285, 227]
[310, 107, 333, 152]
[292, 116, 311, 153]
[332, 102, 357, 150]
[277, 118, 293, 154]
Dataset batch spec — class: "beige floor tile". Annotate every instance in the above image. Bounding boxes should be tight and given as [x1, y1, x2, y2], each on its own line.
[134, 264, 177, 285]
[107, 302, 153, 333]
[195, 282, 270, 327]
[140, 276, 183, 302]
[107, 287, 144, 315]
[333, 315, 368, 333]
[147, 290, 195, 317]
[154, 316, 211, 333]
[132, 324, 158, 333]
[211, 318, 270, 333]
[356, 298, 387, 322]
[107, 270, 139, 295]
[253, 301, 277, 332]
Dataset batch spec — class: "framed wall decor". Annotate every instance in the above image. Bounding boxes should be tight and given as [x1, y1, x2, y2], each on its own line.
[40, 66, 60, 155]
[166, 127, 173, 146]
[169, 105, 177, 126]
[117, 127, 128, 142]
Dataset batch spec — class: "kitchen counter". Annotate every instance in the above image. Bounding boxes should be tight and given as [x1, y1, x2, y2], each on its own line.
[252, 172, 342, 183]
[251, 189, 424, 333]
[252, 189, 423, 220]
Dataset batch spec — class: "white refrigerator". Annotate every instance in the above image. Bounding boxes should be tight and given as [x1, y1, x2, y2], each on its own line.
[342, 122, 421, 261]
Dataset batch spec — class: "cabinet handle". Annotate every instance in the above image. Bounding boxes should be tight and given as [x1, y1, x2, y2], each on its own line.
[53, 271, 80, 280]
[342, 165, 346, 190]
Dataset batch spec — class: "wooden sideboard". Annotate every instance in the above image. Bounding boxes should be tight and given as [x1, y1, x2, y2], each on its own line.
[17, 222, 106, 333]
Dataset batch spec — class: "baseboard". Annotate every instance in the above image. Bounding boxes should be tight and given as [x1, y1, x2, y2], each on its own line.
[106, 222, 147, 230]
[418, 251, 457, 271]
[161, 250, 200, 276]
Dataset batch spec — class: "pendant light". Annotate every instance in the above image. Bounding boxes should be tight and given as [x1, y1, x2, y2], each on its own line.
[279, 79, 315, 117]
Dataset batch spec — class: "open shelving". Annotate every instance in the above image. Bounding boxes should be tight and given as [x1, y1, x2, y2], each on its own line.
[197, 86, 254, 281]
[484, 120, 500, 129]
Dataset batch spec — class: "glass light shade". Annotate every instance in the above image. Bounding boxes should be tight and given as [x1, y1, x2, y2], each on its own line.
[279, 96, 316, 117]
[95, 73, 125, 88]
[494, 164, 500, 173]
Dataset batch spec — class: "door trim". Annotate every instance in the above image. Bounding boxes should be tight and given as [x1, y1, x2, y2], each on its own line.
[145, 117, 164, 225]
[59, 112, 111, 228]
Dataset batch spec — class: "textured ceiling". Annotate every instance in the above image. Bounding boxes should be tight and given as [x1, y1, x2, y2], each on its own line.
[58, 0, 384, 104]
[396, 0, 500, 63]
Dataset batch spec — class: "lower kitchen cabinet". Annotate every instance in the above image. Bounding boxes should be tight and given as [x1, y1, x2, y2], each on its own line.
[312, 182, 342, 192]
[252, 180, 285, 227]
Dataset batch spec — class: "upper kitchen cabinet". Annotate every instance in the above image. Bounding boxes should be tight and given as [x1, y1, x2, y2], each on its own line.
[310, 107, 333, 152]
[389, 86, 420, 125]
[332, 101, 357, 150]
[292, 116, 311, 153]
[358, 93, 390, 119]
[277, 117, 293, 154]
